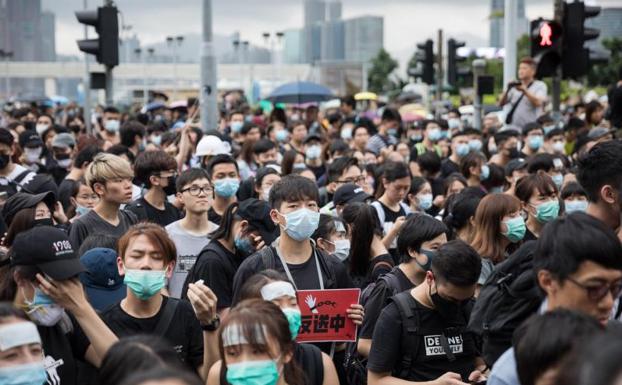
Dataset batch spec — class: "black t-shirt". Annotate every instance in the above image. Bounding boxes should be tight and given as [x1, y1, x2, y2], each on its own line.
[374, 201, 407, 263]
[39, 316, 90, 385]
[68, 209, 138, 249]
[182, 240, 243, 309]
[367, 295, 478, 382]
[125, 197, 182, 227]
[208, 207, 222, 226]
[360, 267, 414, 339]
[610, 84, 622, 128]
[440, 158, 460, 178]
[101, 296, 204, 370]
[307, 164, 327, 182]
[58, 178, 79, 211]
[523, 227, 538, 242]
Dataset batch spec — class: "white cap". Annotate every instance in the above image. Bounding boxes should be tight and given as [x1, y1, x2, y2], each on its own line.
[195, 135, 231, 157]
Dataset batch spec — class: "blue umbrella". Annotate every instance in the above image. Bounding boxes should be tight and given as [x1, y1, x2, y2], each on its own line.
[267, 81, 334, 104]
[145, 101, 166, 112]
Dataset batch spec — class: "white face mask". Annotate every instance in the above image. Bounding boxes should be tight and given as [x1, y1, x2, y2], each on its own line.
[57, 158, 72, 169]
[262, 186, 272, 202]
[332, 239, 351, 261]
[24, 147, 42, 164]
[35, 124, 49, 135]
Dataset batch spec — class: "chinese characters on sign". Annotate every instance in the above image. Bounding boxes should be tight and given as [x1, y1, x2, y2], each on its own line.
[296, 288, 360, 343]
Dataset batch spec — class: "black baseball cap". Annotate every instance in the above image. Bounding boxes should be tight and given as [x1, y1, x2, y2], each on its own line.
[333, 183, 371, 206]
[2, 191, 55, 227]
[504, 158, 527, 177]
[10, 226, 85, 280]
[79, 248, 126, 311]
[303, 133, 322, 144]
[18, 130, 43, 149]
[237, 198, 279, 244]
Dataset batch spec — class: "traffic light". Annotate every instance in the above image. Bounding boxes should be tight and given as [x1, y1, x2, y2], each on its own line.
[562, 2, 604, 79]
[447, 38, 468, 88]
[408, 39, 434, 85]
[530, 18, 562, 78]
[75, 6, 119, 67]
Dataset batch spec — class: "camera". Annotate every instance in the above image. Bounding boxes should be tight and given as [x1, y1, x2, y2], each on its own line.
[508, 81, 521, 89]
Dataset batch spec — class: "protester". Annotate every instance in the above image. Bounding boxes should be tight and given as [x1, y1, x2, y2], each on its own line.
[0, 128, 37, 197]
[514, 172, 559, 241]
[65, 177, 99, 222]
[560, 182, 588, 214]
[206, 154, 240, 225]
[253, 167, 281, 202]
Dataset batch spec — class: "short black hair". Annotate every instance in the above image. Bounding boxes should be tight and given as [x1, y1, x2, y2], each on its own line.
[0, 128, 13, 147]
[534, 212, 622, 282]
[560, 181, 587, 200]
[397, 214, 447, 262]
[527, 153, 555, 174]
[381, 161, 410, 182]
[78, 234, 118, 256]
[341, 95, 356, 109]
[545, 128, 564, 140]
[206, 154, 239, 179]
[252, 138, 276, 155]
[73, 145, 102, 169]
[431, 239, 481, 287]
[255, 167, 279, 188]
[577, 140, 622, 202]
[460, 152, 485, 179]
[119, 121, 146, 148]
[133, 150, 177, 187]
[494, 130, 519, 147]
[269, 174, 319, 210]
[103, 106, 120, 114]
[522, 122, 542, 136]
[417, 151, 441, 175]
[515, 309, 602, 385]
[381, 107, 401, 123]
[107, 144, 135, 164]
[176, 168, 210, 193]
[328, 156, 359, 183]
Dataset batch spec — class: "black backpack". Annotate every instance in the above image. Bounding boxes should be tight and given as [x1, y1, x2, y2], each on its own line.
[343, 269, 402, 385]
[468, 241, 543, 367]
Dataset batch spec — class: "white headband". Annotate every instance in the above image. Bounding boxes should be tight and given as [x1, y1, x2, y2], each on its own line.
[0, 322, 41, 351]
[261, 281, 296, 301]
[222, 323, 267, 347]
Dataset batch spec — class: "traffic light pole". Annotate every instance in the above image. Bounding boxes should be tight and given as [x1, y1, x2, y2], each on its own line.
[83, 0, 92, 134]
[201, 0, 218, 133]
[551, 0, 562, 115]
[104, 0, 113, 106]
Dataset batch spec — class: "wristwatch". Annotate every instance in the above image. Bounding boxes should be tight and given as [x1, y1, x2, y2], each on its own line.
[201, 315, 220, 331]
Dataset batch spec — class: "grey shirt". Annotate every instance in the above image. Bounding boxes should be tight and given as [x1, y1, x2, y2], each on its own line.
[504, 80, 548, 130]
[69, 209, 138, 249]
[165, 220, 217, 298]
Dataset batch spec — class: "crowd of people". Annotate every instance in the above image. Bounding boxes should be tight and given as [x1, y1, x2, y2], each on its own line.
[0, 58, 621, 385]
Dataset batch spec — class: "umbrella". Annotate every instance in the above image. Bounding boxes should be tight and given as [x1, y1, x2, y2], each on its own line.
[168, 100, 187, 110]
[267, 81, 334, 104]
[144, 101, 166, 112]
[396, 91, 422, 103]
[51, 96, 69, 106]
[354, 91, 377, 101]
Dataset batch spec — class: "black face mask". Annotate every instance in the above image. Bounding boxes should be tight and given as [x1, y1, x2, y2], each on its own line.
[429, 283, 467, 321]
[33, 218, 54, 227]
[24, 121, 35, 131]
[163, 176, 177, 196]
[507, 148, 520, 159]
[0, 154, 10, 170]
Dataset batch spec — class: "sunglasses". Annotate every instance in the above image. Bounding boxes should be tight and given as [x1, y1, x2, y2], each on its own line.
[566, 277, 622, 301]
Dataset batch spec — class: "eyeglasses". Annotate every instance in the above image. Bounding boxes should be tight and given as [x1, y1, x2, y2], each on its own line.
[336, 175, 365, 184]
[181, 185, 213, 196]
[566, 276, 622, 301]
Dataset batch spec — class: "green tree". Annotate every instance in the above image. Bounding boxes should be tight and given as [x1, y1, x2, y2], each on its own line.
[588, 37, 622, 87]
[368, 49, 399, 94]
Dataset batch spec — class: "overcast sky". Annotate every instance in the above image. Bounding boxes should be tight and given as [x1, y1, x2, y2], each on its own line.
[46, 0, 620, 63]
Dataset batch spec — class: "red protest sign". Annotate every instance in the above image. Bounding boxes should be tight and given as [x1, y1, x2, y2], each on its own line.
[295, 288, 360, 343]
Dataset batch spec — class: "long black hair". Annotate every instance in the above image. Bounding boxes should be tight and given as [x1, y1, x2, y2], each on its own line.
[208, 202, 239, 241]
[341, 202, 382, 275]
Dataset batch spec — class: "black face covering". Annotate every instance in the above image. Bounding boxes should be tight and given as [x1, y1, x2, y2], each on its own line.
[163, 176, 177, 196]
[0, 154, 9, 170]
[33, 218, 54, 227]
[507, 148, 520, 159]
[429, 283, 466, 321]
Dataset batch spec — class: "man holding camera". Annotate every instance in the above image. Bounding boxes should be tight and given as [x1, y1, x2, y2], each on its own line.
[500, 57, 548, 131]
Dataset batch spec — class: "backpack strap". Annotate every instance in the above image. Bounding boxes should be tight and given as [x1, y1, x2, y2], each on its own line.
[259, 246, 277, 270]
[154, 298, 178, 336]
[371, 201, 386, 227]
[392, 292, 420, 378]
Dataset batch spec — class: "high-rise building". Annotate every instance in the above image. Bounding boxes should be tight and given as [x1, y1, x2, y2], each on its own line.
[320, 1, 344, 62]
[489, 0, 528, 48]
[586, 8, 622, 51]
[40, 11, 56, 62]
[344, 16, 383, 63]
[304, 0, 326, 26]
[283, 28, 304, 64]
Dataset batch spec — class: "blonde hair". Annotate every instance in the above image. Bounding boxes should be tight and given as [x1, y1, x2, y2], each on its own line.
[85, 153, 134, 190]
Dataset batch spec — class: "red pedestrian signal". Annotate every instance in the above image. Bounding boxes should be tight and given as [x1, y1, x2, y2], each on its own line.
[539, 22, 553, 47]
[530, 19, 562, 78]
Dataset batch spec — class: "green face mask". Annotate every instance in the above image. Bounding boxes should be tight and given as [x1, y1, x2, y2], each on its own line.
[282, 307, 302, 340]
[502, 216, 526, 243]
[124, 269, 166, 300]
[226, 359, 279, 385]
[534, 200, 560, 223]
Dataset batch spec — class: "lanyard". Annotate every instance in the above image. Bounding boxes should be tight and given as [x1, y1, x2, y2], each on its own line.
[272, 237, 324, 290]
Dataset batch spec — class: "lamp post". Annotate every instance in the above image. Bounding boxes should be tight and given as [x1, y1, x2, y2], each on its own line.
[262, 31, 284, 89]
[166, 35, 184, 99]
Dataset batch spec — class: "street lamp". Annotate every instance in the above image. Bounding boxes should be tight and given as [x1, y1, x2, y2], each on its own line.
[134, 48, 148, 104]
[262, 32, 284, 88]
[166, 35, 184, 99]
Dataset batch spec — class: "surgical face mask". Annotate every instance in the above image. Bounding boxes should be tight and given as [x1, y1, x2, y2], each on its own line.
[340, 128, 352, 140]
[226, 359, 280, 385]
[151, 135, 162, 146]
[24, 287, 65, 326]
[417, 193, 433, 211]
[533, 200, 560, 223]
[410, 134, 423, 143]
[24, 147, 42, 164]
[416, 248, 437, 271]
[214, 178, 240, 198]
[387, 128, 398, 137]
[552, 141, 565, 154]
[502, 216, 526, 243]
[293, 162, 306, 170]
[455, 143, 470, 157]
[332, 239, 351, 261]
[527, 135, 543, 150]
[281, 208, 320, 241]
[57, 158, 72, 169]
[480, 164, 490, 181]
[543, 124, 556, 135]
[262, 186, 272, 202]
[448, 118, 461, 130]
[469, 139, 483, 152]
[231, 121, 244, 134]
[0, 361, 48, 385]
[234, 235, 255, 256]
[76, 205, 91, 216]
[124, 269, 166, 300]
[275, 130, 289, 142]
[551, 173, 563, 190]
[105, 119, 120, 133]
[565, 200, 588, 214]
[305, 145, 322, 160]
[428, 128, 441, 142]
[282, 307, 302, 340]
[35, 124, 49, 135]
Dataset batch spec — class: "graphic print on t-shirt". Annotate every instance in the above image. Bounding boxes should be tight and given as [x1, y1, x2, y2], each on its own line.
[424, 334, 464, 356]
[43, 353, 65, 385]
